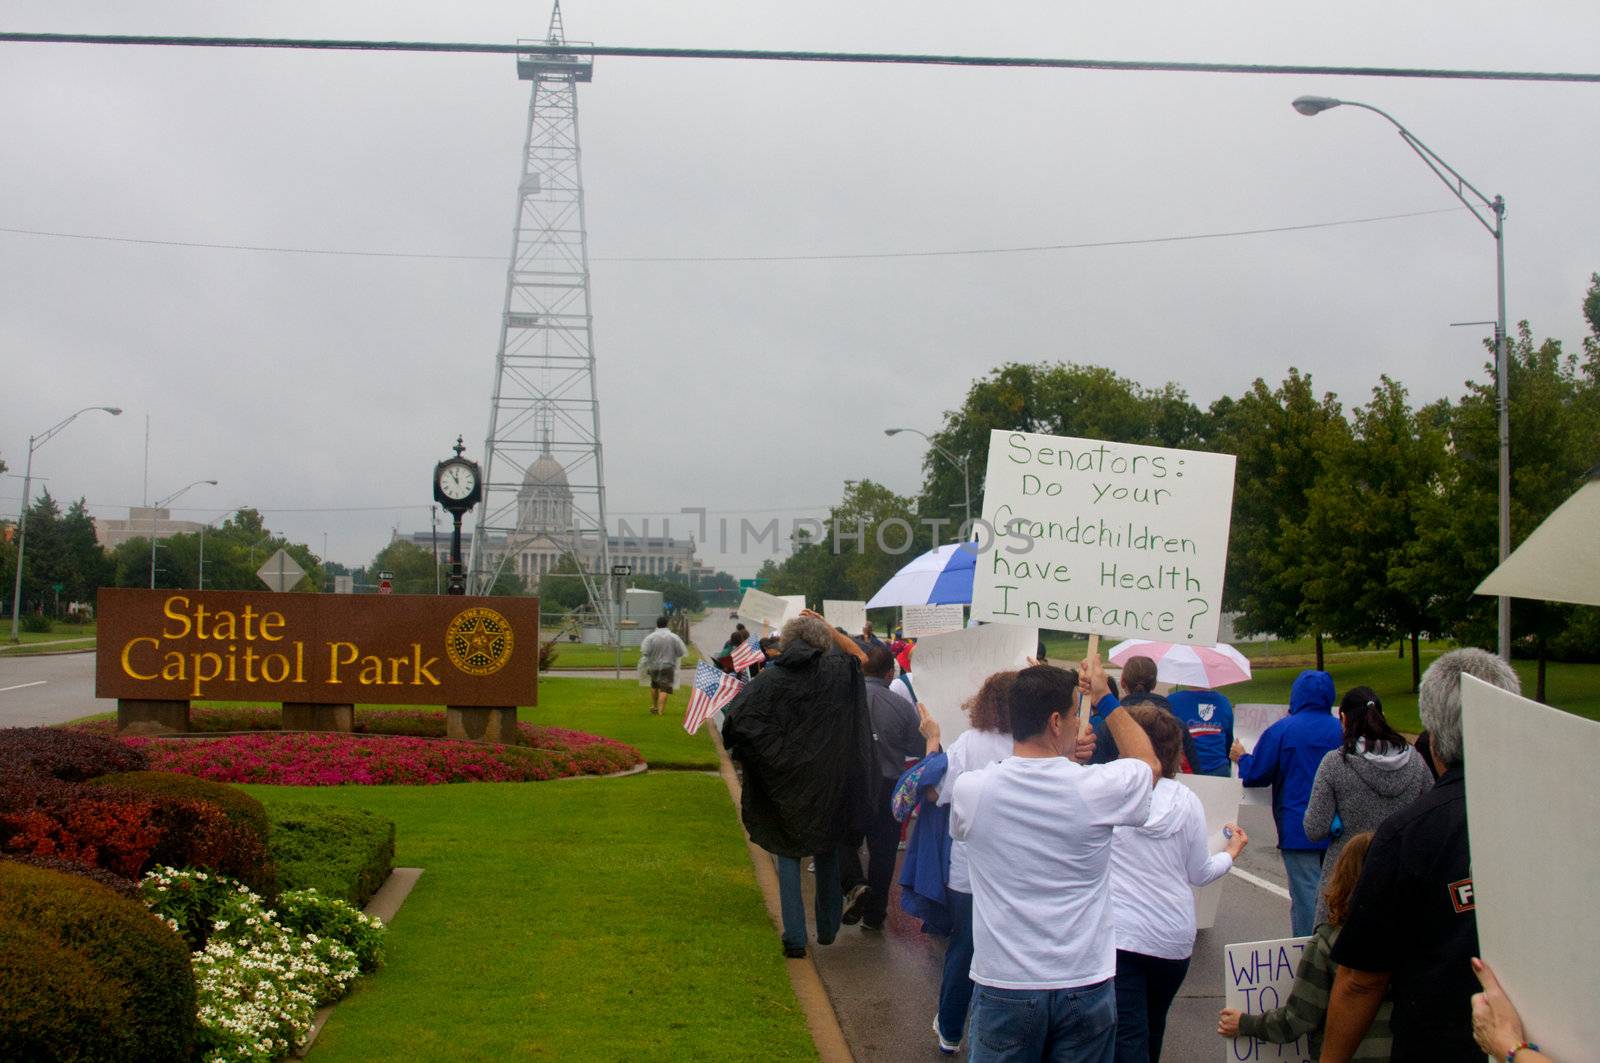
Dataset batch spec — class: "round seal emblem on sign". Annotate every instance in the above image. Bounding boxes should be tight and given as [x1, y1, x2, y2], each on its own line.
[445, 607, 515, 677]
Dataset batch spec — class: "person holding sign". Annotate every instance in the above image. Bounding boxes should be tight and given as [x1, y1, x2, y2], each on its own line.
[951, 656, 1159, 1063]
[1109, 703, 1248, 1063]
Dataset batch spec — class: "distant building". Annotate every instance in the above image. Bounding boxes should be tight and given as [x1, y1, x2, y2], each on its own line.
[96, 507, 203, 550]
[400, 443, 704, 590]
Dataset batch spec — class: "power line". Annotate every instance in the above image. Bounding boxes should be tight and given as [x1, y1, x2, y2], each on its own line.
[0, 206, 1466, 265]
[2, 33, 1598, 84]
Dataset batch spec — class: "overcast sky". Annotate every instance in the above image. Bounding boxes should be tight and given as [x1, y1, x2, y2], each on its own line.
[3, 0, 1597, 579]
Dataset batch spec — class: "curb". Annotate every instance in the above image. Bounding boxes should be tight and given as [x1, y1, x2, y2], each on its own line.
[709, 724, 855, 1063]
[296, 867, 424, 1058]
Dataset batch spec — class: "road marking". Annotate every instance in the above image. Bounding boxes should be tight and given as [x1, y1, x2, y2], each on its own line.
[1229, 867, 1292, 901]
[0, 680, 48, 694]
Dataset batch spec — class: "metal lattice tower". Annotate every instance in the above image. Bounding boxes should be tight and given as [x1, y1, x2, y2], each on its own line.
[470, 1, 610, 623]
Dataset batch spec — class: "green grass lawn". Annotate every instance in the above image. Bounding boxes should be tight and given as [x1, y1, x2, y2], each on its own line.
[525, 677, 719, 770]
[242, 774, 815, 1062]
[1, 620, 97, 653]
[542, 642, 700, 670]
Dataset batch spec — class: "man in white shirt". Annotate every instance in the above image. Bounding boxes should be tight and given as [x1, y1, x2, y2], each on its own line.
[951, 656, 1160, 1062]
[638, 616, 687, 715]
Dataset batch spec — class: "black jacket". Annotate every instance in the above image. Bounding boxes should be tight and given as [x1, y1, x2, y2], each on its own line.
[721, 641, 873, 858]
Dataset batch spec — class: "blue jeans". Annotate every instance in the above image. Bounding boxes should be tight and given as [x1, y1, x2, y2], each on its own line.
[774, 851, 842, 950]
[1282, 849, 1325, 937]
[968, 979, 1117, 1063]
[937, 889, 976, 1044]
[1113, 950, 1190, 1063]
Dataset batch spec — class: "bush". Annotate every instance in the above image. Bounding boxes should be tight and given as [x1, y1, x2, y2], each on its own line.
[0, 726, 147, 781]
[20, 613, 52, 633]
[0, 852, 143, 899]
[277, 888, 386, 972]
[269, 802, 395, 908]
[0, 862, 195, 1061]
[91, 770, 272, 846]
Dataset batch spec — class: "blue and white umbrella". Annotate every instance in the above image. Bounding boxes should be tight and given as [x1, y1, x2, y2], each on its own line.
[866, 542, 978, 608]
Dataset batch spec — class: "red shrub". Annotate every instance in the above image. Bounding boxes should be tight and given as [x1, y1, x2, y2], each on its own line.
[0, 727, 147, 781]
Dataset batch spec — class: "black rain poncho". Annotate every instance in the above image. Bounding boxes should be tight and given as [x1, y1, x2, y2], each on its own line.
[720, 640, 873, 859]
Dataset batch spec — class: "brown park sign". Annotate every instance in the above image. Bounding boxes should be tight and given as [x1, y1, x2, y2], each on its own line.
[96, 589, 540, 708]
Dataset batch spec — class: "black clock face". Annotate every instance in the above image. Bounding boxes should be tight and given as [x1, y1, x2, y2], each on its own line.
[438, 463, 477, 501]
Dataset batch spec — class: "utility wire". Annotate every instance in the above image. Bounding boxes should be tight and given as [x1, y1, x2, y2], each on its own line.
[0, 206, 1466, 265]
[1, 33, 1598, 84]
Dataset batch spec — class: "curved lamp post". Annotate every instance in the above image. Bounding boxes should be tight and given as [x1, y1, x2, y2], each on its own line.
[8, 406, 122, 641]
[886, 427, 972, 529]
[1293, 95, 1511, 661]
[148, 480, 218, 589]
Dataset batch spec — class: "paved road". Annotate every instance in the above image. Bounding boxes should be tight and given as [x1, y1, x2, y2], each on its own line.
[0, 650, 107, 727]
[691, 609, 1297, 1061]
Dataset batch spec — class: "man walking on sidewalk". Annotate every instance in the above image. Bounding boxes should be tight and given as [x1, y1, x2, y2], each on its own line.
[639, 616, 687, 715]
[952, 657, 1160, 1063]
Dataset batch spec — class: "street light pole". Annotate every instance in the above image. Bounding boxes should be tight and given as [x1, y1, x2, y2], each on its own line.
[884, 427, 972, 530]
[8, 405, 121, 641]
[1293, 95, 1512, 661]
[147, 479, 218, 589]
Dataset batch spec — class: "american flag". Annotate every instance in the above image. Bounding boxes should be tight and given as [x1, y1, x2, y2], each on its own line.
[729, 633, 765, 672]
[685, 660, 744, 735]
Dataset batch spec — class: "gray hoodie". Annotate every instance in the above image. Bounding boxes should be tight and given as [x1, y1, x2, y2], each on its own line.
[1303, 740, 1433, 923]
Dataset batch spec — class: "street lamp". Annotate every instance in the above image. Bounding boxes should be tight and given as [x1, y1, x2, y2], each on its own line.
[148, 480, 218, 589]
[885, 427, 972, 530]
[1293, 95, 1512, 661]
[8, 405, 121, 641]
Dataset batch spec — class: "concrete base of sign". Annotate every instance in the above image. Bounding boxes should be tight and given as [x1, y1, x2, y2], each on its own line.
[282, 703, 354, 732]
[117, 699, 191, 735]
[446, 705, 518, 743]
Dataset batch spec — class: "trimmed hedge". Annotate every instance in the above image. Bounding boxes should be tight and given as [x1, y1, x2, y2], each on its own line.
[270, 802, 395, 908]
[0, 727, 147, 781]
[0, 862, 195, 1062]
[90, 770, 272, 846]
[0, 852, 142, 900]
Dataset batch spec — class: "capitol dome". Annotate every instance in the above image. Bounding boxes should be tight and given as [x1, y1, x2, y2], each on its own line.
[517, 448, 574, 533]
[523, 453, 571, 489]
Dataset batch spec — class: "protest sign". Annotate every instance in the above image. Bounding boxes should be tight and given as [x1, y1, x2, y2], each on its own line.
[779, 594, 808, 620]
[1223, 936, 1313, 1062]
[1232, 703, 1288, 807]
[1177, 773, 1243, 930]
[736, 587, 802, 631]
[1463, 675, 1600, 1061]
[822, 600, 868, 635]
[911, 623, 1037, 745]
[902, 603, 966, 638]
[971, 430, 1236, 644]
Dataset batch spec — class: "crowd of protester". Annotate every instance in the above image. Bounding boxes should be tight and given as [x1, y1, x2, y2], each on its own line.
[714, 611, 1535, 1062]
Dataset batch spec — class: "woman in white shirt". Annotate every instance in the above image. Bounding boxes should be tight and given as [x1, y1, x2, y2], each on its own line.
[1109, 703, 1248, 1063]
[931, 671, 1018, 1055]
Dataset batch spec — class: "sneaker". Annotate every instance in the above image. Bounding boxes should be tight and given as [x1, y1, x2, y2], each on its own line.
[783, 943, 806, 959]
[840, 885, 869, 925]
[860, 918, 883, 933]
[932, 1016, 959, 1055]
[806, 861, 815, 874]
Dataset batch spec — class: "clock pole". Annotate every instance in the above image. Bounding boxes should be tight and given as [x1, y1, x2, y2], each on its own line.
[433, 437, 483, 597]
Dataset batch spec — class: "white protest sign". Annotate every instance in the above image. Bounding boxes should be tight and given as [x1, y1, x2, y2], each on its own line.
[736, 587, 802, 632]
[902, 603, 966, 638]
[1232, 703, 1288, 807]
[911, 623, 1038, 745]
[1177, 773, 1243, 930]
[1223, 936, 1314, 1063]
[779, 594, 807, 618]
[823, 600, 868, 635]
[971, 430, 1236, 644]
[1463, 675, 1600, 1061]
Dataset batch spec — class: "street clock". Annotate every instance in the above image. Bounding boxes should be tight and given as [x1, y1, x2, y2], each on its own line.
[432, 437, 482, 595]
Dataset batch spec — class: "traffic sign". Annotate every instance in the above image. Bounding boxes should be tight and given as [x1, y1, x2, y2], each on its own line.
[256, 549, 306, 593]
[378, 579, 393, 595]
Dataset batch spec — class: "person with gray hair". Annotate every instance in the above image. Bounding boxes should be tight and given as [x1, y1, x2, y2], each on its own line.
[1321, 648, 1520, 1063]
[720, 609, 873, 959]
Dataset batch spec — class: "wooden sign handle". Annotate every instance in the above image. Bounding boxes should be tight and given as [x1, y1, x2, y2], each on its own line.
[1077, 633, 1101, 738]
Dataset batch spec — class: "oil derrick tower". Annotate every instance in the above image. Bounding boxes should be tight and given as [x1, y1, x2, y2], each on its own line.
[470, 1, 612, 630]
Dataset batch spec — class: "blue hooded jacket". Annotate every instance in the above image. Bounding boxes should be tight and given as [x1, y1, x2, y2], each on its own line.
[1238, 670, 1341, 851]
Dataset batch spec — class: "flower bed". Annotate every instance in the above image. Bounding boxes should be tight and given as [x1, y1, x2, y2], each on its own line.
[124, 728, 641, 786]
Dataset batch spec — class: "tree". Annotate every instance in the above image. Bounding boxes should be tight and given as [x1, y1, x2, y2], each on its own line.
[628, 574, 703, 614]
[763, 479, 923, 611]
[367, 540, 438, 596]
[537, 554, 594, 613]
[1209, 370, 1350, 664]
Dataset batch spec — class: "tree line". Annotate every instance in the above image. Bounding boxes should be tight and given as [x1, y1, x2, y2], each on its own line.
[760, 275, 1600, 699]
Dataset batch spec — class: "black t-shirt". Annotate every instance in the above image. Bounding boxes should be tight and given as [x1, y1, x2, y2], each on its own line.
[1330, 766, 1476, 1061]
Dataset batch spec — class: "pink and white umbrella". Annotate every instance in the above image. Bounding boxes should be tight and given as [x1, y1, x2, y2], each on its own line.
[1106, 640, 1252, 688]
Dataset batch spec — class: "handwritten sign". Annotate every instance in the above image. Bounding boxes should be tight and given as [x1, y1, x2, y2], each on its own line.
[902, 603, 966, 638]
[823, 600, 868, 635]
[911, 623, 1037, 745]
[1177, 773, 1243, 930]
[971, 430, 1236, 643]
[1463, 675, 1600, 1061]
[1233, 703, 1289, 807]
[736, 587, 802, 632]
[1223, 936, 1313, 1062]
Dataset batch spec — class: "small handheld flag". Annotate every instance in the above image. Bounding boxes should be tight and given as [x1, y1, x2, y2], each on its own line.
[685, 660, 744, 735]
